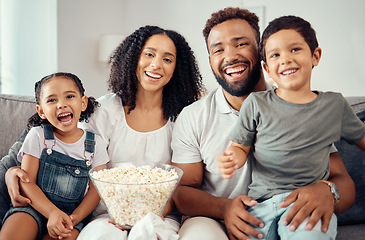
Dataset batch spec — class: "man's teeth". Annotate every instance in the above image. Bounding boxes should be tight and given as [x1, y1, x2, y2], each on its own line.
[146, 72, 162, 79]
[282, 69, 297, 75]
[225, 66, 246, 75]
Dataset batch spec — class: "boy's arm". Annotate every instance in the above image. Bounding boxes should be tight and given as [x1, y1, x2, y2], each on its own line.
[217, 142, 251, 179]
[230, 142, 251, 169]
[70, 164, 107, 225]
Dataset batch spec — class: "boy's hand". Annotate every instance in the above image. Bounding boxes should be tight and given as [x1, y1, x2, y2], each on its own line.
[47, 210, 73, 239]
[217, 150, 238, 179]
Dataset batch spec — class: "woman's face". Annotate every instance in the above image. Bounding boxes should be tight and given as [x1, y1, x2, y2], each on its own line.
[136, 33, 176, 93]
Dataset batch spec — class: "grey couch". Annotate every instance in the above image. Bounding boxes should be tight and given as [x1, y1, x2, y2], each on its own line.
[0, 93, 364, 239]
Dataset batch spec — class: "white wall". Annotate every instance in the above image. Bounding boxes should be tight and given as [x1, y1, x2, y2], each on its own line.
[0, 0, 57, 95]
[56, 0, 364, 98]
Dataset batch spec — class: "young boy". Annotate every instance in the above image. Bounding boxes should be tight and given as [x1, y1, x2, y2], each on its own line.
[217, 15, 365, 239]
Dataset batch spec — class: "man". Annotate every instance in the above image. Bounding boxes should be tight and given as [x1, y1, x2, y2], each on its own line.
[171, 7, 355, 240]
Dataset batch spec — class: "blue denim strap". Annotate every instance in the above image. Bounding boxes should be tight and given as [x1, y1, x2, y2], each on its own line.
[84, 131, 95, 154]
[41, 124, 54, 140]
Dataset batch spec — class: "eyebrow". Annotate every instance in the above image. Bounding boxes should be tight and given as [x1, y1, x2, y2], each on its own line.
[209, 36, 249, 51]
[144, 47, 176, 58]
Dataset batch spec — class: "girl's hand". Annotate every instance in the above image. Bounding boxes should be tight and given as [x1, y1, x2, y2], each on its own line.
[217, 150, 238, 179]
[5, 166, 31, 207]
[47, 210, 73, 239]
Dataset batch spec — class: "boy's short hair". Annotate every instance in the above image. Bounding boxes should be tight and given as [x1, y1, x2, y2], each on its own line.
[260, 15, 319, 63]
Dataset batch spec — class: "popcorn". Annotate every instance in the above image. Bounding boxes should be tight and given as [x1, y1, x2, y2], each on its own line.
[90, 163, 182, 227]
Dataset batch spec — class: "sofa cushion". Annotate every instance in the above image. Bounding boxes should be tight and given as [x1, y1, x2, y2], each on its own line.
[0, 129, 27, 226]
[335, 106, 365, 225]
[0, 94, 35, 158]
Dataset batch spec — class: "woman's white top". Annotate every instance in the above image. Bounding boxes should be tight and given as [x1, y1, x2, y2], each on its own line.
[79, 93, 174, 168]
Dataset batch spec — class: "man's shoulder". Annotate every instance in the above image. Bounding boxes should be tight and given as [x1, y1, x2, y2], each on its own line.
[179, 89, 218, 117]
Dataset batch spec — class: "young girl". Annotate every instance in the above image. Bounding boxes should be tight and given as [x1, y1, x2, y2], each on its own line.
[0, 72, 109, 240]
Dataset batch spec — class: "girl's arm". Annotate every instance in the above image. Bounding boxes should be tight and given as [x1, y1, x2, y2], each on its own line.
[69, 164, 107, 226]
[19, 153, 73, 238]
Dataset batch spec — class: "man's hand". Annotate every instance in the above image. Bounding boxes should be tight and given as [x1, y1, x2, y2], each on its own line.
[222, 195, 264, 240]
[279, 182, 334, 233]
[5, 166, 31, 207]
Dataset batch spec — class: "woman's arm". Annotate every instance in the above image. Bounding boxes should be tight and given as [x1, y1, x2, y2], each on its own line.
[5, 166, 31, 207]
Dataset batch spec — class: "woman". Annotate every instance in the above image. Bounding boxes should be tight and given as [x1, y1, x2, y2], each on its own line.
[4, 25, 205, 239]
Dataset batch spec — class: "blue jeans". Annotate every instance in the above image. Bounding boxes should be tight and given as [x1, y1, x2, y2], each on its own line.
[248, 192, 337, 240]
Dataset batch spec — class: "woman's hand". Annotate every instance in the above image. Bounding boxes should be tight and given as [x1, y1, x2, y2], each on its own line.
[5, 166, 31, 207]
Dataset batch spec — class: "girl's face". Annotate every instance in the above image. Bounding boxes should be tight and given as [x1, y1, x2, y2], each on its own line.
[36, 77, 87, 136]
[136, 33, 176, 94]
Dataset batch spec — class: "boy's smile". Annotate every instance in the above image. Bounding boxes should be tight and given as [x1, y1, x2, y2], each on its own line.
[263, 29, 321, 100]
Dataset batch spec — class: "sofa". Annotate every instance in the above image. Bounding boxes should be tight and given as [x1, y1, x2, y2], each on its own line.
[0, 93, 364, 239]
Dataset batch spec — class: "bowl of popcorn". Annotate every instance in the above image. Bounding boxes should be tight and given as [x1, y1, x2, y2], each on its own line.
[89, 162, 183, 229]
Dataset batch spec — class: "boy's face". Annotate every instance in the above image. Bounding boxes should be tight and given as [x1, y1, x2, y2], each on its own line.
[263, 29, 321, 93]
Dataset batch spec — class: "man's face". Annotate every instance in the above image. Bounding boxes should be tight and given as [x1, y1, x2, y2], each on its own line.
[207, 19, 261, 97]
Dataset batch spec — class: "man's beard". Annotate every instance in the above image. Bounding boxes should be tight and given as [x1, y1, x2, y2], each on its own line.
[212, 60, 262, 97]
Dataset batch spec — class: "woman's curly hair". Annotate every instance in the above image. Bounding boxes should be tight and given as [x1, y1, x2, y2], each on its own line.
[27, 72, 99, 130]
[108, 25, 205, 121]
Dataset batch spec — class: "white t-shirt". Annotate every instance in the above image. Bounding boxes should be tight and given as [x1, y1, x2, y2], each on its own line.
[18, 126, 109, 169]
[79, 93, 174, 167]
[171, 87, 255, 198]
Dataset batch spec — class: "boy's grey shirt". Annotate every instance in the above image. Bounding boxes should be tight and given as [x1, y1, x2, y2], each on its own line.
[231, 90, 365, 201]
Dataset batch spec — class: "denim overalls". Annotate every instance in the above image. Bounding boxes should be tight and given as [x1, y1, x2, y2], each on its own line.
[3, 124, 95, 239]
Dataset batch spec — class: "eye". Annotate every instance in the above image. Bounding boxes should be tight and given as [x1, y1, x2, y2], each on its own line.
[270, 53, 279, 59]
[66, 94, 75, 99]
[237, 42, 248, 47]
[163, 58, 173, 63]
[292, 47, 300, 52]
[46, 98, 56, 103]
[145, 53, 152, 57]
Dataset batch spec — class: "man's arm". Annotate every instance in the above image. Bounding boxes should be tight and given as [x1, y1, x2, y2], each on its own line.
[172, 161, 264, 240]
[280, 152, 355, 232]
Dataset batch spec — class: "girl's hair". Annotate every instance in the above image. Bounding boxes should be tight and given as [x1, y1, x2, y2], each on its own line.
[203, 7, 260, 48]
[108, 25, 205, 121]
[27, 72, 99, 130]
[260, 15, 319, 63]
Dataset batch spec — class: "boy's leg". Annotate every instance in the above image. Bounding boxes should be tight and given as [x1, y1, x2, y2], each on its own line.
[0, 212, 38, 240]
[278, 208, 337, 240]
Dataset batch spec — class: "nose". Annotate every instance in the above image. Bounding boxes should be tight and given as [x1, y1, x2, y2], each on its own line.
[150, 57, 162, 69]
[280, 52, 292, 65]
[57, 100, 67, 109]
[223, 46, 239, 63]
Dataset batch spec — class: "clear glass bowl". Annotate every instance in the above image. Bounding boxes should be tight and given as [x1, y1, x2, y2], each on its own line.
[89, 162, 183, 229]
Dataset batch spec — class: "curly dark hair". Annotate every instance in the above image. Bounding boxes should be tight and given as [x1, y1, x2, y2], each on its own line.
[203, 7, 260, 48]
[27, 72, 99, 130]
[260, 15, 319, 63]
[108, 25, 205, 122]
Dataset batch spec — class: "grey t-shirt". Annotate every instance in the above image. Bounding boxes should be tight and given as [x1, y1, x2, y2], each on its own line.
[231, 90, 365, 200]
